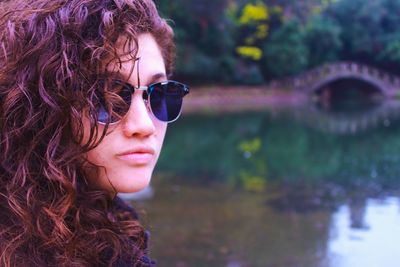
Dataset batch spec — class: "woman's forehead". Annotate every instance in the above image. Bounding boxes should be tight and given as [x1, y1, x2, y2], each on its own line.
[105, 33, 166, 83]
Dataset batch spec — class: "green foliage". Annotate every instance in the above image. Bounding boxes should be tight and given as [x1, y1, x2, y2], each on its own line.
[329, 1, 382, 58]
[156, 0, 400, 84]
[378, 36, 400, 62]
[232, 62, 265, 85]
[304, 15, 342, 67]
[156, 0, 237, 84]
[325, 0, 400, 70]
[175, 48, 220, 82]
[262, 20, 309, 78]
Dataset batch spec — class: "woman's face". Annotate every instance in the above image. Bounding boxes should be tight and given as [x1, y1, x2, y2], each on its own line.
[82, 33, 167, 193]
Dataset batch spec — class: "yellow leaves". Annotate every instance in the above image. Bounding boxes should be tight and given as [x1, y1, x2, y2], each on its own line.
[238, 138, 262, 153]
[256, 24, 269, 39]
[240, 171, 266, 193]
[235, 2, 277, 61]
[243, 23, 268, 45]
[237, 138, 267, 193]
[236, 46, 263, 61]
[239, 2, 269, 25]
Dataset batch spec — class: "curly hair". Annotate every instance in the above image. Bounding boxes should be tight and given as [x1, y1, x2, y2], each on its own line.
[0, 0, 174, 266]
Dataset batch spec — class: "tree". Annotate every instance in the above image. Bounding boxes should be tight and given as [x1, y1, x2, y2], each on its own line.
[325, 0, 400, 72]
[304, 15, 342, 67]
[156, 0, 236, 83]
[262, 19, 309, 78]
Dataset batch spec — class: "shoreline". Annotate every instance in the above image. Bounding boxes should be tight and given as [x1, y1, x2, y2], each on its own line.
[183, 86, 308, 113]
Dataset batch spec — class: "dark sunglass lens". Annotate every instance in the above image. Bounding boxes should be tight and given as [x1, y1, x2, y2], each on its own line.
[150, 82, 185, 122]
[96, 81, 132, 124]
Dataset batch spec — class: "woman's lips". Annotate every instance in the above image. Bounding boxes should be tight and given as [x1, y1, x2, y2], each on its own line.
[116, 147, 155, 165]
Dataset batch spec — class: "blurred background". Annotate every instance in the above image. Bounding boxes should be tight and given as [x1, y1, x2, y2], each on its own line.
[125, 0, 400, 266]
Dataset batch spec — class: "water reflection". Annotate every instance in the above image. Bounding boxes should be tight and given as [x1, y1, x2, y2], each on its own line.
[327, 197, 400, 267]
[295, 99, 400, 134]
[137, 183, 333, 267]
[135, 182, 400, 267]
[158, 103, 400, 190]
[138, 98, 400, 266]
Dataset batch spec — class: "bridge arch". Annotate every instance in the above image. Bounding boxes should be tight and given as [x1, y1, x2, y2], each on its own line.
[310, 74, 384, 96]
[291, 62, 400, 97]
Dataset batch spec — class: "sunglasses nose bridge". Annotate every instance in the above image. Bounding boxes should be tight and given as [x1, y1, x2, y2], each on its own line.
[133, 85, 149, 99]
[134, 85, 148, 91]
[133, 85, 150, 109]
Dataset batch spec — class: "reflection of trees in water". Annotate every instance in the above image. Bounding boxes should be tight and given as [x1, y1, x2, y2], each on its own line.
[267, 183, 343, 213]
[349, 195, 369, 230]
[144, 182, 333, 267]
[159, 109, 400, 192]
[154, 104, 400, 266]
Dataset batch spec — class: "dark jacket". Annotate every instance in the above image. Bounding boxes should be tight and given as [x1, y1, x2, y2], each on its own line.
[112, 197, 156, 267]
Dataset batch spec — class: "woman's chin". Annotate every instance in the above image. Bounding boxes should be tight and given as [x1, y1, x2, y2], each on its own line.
[113, 173, 153, 193]
[118, 184, 150, 194]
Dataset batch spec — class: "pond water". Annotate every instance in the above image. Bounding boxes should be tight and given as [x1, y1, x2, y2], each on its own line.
[126, 98, 400, 267]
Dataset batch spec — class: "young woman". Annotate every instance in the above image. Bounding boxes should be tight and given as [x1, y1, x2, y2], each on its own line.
[0, 0, 189, 266]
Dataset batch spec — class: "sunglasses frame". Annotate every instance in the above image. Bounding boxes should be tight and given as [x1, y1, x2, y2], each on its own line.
[97, 79, 189, 125]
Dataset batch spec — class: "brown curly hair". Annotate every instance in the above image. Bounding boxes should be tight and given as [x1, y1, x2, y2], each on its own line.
[0, 0, 174, 266]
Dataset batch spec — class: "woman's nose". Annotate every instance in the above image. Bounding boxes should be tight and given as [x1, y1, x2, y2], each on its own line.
[121, 92, 155, 137]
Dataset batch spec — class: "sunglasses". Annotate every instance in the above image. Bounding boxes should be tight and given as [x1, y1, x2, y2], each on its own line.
[96, 79, 189, 124]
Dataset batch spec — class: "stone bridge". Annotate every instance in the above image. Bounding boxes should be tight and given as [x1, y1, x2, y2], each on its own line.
[287, 62, 400, 97]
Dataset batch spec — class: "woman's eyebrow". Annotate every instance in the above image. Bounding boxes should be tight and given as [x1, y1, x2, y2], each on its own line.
[101, 71, 167, 85]
[147, 72, 167, 84]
